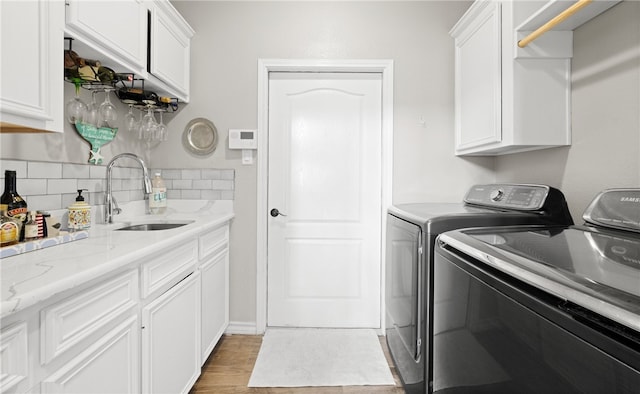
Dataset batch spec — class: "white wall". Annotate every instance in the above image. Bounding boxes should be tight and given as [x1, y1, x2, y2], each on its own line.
[167, 1, 489, 327]
[495, 1, 640, 223]
[1, 83, 150, 164]
[8, 1, 636, 329]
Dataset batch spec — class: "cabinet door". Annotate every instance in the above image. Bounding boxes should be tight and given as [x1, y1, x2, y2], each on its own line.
[453, 1, 502, 152]
[0, 0, 64, 132]
[200, 248, 229, 364]
[41, 316, 140, 394]
[0, 322, 29, 393]
[65, 0, 147, 72]
[142, 273, 200, 394]
[150, 1, 193, 99]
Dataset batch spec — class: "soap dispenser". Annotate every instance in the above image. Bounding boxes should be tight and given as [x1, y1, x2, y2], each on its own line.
[68, 189, 91, 230]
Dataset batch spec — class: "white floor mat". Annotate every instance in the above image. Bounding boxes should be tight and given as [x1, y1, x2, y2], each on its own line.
[248, 328, 396, 387]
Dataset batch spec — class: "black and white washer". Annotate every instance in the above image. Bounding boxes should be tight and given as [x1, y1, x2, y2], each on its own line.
[385, 184, 574, 394]
[434, 188, 640, 393]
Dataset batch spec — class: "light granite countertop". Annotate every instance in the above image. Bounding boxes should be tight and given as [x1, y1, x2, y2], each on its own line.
[1, 200, 234, 319]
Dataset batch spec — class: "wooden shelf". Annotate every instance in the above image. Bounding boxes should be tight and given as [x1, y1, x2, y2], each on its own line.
[517, 0, 620, 32]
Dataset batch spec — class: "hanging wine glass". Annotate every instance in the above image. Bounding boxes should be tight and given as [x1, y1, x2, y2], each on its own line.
[83, 90, 100, 127]
[156, 111, 168, 141]
[124, 104, 137, 133]
[66, 80, 87, 124]
[99, 88, 118, 128]
[139, 106, 157, 141]
[137, 110, 145, 140]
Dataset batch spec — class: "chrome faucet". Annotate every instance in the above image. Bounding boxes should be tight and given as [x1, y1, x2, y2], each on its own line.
[105, 153, 153, 223]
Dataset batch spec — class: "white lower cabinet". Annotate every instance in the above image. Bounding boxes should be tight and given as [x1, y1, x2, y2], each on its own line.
[142, 272, 201, 394]
[0, 220, 231, 394]
[41, 316, 140, 394]
[0, 322, 29, 393]
[200, 248, 229, 364]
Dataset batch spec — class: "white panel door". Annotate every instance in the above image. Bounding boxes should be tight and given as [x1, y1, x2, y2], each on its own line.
[268, 72, 382, 328]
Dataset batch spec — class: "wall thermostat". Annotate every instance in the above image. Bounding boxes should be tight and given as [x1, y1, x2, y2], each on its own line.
[229, 129, 257, 149]
[229, 129, 257, 165]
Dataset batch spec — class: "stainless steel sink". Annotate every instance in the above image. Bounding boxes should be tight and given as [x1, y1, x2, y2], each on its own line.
[115, 221, 194, 231]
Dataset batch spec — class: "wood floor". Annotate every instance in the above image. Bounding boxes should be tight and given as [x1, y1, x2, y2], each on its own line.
[190, 334, 406, 393]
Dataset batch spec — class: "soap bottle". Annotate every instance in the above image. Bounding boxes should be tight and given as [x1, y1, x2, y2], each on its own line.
[68, 189, 91, 230]
[150, 172, 167, 215]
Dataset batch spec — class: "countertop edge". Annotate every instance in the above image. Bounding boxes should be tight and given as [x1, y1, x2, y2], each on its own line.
[1, 202, 234, 320]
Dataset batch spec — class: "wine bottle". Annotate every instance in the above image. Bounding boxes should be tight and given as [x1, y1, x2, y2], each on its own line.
[1, 170, 28, 230]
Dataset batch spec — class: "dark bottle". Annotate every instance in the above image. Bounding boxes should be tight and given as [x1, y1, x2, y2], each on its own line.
[1, 170, 28, 238]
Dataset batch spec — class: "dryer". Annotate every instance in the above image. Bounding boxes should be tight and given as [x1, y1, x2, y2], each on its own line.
[385, 183, 573, 393]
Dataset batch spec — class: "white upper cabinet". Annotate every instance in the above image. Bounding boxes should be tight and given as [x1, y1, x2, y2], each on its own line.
[150, 1, 194, 101]
[64, 0, 193, 103]
[65, 0, 147, 74]
[0, 0, 65, 133]
[451, 0, 572, 156]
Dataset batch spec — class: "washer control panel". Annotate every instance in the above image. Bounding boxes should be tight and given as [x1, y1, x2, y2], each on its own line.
[464, 184, 550, 210]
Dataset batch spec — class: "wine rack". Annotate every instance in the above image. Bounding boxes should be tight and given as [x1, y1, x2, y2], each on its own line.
[63, 37, 180, 113]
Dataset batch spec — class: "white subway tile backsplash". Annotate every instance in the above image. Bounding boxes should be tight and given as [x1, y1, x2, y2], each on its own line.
[1, 160, 28, 178]
[201, 169, 221, 180]
[63, 164, 90, 179]
[173, 180, 193, 190]
[181, 189, 201, 199]
[77, 178, 105, 193]
[181, 169, 201, 180]
[211, 180, 234, 190]
[109, 179, 123, 192]
[47, 179, 78, 195]
[21, 179, 48, 195]
[129, 190, 144, 201]
[220, 170, 235, 180]
[166, 190, 181, 199]
[26, 194, 62, 212]
[201, 190, 222, 200]
[121, 178, 142, 191]
[62, 193, 79, 208]
[89, 166, 107, 179]
[3, 160, 235, 212]
[111, 167, 131, 179]
[112, 190, 130, 204]
[160, 169, 181, 180]
[193, 180, 212, 189]
[29, 162, 62, 178]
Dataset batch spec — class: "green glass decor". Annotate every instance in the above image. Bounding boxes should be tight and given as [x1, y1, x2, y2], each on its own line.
[74, 121, 118, 165]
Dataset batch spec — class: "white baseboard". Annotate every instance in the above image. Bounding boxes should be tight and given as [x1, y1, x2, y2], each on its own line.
[225, 321, 260, 335]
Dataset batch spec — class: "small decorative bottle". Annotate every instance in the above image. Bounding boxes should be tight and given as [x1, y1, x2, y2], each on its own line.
[24, 211, 39, 241]
[0, 204, 20, 247]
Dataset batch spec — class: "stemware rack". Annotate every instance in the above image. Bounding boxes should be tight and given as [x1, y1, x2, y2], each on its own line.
[64, 38, 180, 115]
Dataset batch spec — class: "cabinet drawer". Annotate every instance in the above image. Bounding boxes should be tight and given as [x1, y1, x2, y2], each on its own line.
[41, 315, 140, 394]
[198, 224, 229, 260]
[41, 270, 138, 364]
[141, 239, 198, 299]
[0, 322, 29, 392]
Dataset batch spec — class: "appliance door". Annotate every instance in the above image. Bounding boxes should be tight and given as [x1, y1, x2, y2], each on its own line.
[433, 244, 640, 393]
[385, 214, 424, 392]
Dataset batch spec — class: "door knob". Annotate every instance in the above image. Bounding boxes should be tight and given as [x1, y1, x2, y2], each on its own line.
[270, 208, 287, 217]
